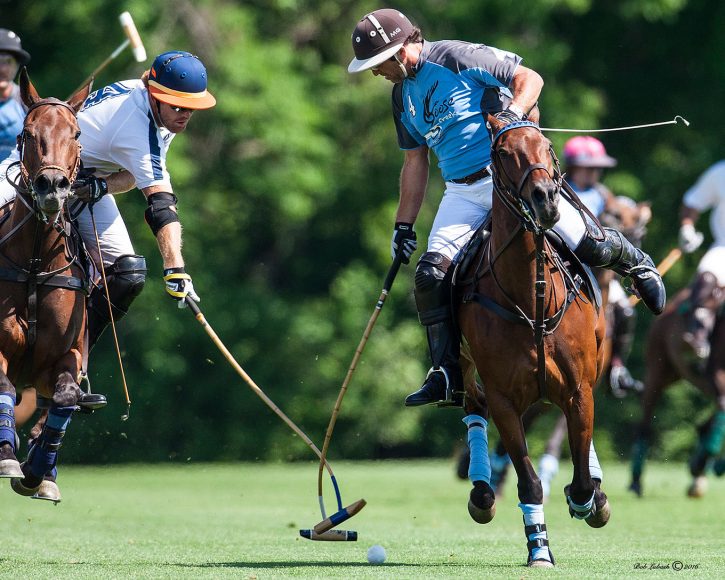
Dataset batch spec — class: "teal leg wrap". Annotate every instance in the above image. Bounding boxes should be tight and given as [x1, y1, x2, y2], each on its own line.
[702, 411, 725, 456]
[631, 437, 649, 480]
[519, 503, 553, 563]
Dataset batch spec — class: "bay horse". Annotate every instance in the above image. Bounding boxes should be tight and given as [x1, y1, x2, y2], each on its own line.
[0, 69, 92, 502]
[463, 195, 653, 497]
[456, 115, 609, 567]
[629, 285, 725, 497]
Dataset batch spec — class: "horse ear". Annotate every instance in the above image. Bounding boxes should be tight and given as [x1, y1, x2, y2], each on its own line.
[526, 105, 541, 124]
[487, 113, 505, 135]
[68, 78, 93, 114]
[19, 68, 40, 109]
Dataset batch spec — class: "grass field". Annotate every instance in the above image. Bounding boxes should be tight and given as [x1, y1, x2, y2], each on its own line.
[2, 459, 724, 579]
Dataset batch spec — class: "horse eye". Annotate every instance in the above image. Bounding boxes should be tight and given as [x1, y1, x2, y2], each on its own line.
[74, 130, 81, 140]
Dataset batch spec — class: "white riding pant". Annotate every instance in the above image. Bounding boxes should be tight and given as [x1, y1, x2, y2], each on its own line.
[427, 176, 588, 262]
[697, 244, 725, 286]
[0, 153, 135, 268]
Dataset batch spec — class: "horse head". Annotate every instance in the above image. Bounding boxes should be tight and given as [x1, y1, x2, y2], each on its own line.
[487, 111, 562, 230]
[17, 69, 91, 219]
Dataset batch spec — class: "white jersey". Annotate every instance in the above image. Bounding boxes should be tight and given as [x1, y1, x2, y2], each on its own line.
[683, 160, 725, 246]
[78, 79, 175, 191]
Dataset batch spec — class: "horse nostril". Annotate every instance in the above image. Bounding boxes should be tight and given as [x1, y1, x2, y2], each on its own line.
[55, 175, 71, 191]
[33, 174, 51, 195]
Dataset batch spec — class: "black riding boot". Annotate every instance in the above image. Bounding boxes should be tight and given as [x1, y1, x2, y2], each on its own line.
[608, 300, 643, 397]
[404, 320, 464, 407]
[404, 252, 464, 407]
[575, 228, 666, 314]
[80, 255, 147, 410]
[683, 272, 719, 359]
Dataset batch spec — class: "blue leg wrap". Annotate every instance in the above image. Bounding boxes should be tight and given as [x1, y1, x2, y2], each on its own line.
[0, 393, 17, 450]
[567, 490, 595, 520]
[519, 503, 552, 563]
[589, 440, 603, 482]
[462, 415, 490, 484]
[27, 406, 73, 479]
[703, 411, 725, 455]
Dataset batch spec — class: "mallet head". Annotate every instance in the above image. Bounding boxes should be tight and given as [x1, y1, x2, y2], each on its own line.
[119, 12, 146, 62]
[299, 529, 358, 541]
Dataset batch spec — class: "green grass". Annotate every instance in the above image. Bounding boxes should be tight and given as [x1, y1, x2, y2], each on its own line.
[1, 460, 724, 578]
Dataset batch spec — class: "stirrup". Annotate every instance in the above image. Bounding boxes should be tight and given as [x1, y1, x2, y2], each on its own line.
[431, 368, 464, 408]
[77, 374, 108, 413]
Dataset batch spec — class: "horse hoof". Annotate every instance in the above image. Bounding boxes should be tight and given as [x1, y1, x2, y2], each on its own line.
[687, 476, 708, 498]
[0, 458, 24, 478]
[528, 559, 555, 568]
[10, 476, 40, 497]
[468, 499, 496, 524]
[32, 480, 61, 504]
[586, 499, 611, 528]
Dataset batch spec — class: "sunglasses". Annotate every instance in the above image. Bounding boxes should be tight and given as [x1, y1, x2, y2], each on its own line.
[0, 54, 17, 66]
[169, 104, 194, 113]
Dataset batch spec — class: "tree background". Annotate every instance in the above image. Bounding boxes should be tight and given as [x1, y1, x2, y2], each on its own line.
[3, 0, 722, 465]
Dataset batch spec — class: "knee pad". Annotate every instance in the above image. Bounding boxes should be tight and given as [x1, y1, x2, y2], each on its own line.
[414, 252, 452, 325]
[90, 254, 147, 319]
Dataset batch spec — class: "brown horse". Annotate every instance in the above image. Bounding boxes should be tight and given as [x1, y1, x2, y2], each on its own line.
[468, 194, 653, 497]
[630, 284, 725, 497]
[457, 115, 609, 567]
[0, 69, 91, 502]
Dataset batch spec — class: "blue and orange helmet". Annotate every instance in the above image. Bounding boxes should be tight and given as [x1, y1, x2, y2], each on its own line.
[147, 51, 216, 110]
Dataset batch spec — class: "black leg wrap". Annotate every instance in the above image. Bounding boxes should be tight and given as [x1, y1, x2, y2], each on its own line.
[575, 228, 665, 314]
[87, 254, 147, 350]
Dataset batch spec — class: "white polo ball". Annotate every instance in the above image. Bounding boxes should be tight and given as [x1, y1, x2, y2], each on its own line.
[367, 544, 386, 565]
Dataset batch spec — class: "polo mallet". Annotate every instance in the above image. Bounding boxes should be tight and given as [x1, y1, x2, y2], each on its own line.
[184, 297, 365, 541]
[68, 12, 147, 98]
[629, 247, 682, 306]
[308, 255, 404, 539]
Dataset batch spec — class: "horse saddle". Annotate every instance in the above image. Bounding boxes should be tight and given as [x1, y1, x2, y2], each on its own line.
[453, 221, 601, 330]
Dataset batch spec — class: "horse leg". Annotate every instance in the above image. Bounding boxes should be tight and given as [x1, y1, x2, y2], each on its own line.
[629, 344, 675, 497]
[488, 401, 546, 494]
[687, 408, 725, 498]
[563, 389, 609, 527]
[462, 380, 496, 523]
[539, 412, 567, 501]
[11, 403, 74, 503]
[489, 393, 554, 567]
[0, 369, 24, 477]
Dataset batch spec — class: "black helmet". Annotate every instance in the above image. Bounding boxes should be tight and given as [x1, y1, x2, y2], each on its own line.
[0, 29, 30, 65]
[348, 9, 413, 73]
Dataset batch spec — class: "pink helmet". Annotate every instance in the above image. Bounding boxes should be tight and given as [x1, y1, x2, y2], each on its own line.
[563, 136, 617, 168]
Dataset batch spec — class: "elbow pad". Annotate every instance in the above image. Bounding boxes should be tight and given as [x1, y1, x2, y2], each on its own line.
[144, 192, 179, 236]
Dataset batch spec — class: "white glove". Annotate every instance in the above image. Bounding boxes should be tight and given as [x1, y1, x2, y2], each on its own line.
[678, 223, 704, 253]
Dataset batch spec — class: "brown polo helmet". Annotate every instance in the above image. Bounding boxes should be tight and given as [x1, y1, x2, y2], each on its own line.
[348, 9, 414, 73]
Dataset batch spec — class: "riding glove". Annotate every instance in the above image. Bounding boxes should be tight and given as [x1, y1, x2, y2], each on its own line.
[678, 223, 704, 253]
[163, 267, 200, 308]
[391, 222, 417, 264]
[71, 174, 108, 205]
[493, 105, 525, 125]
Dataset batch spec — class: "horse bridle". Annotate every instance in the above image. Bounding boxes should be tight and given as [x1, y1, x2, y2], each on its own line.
[489, 120, 564, 234]
[15, 98, 82, 212]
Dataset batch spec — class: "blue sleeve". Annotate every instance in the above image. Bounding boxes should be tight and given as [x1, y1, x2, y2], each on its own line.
[392, 84, 425, 150]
